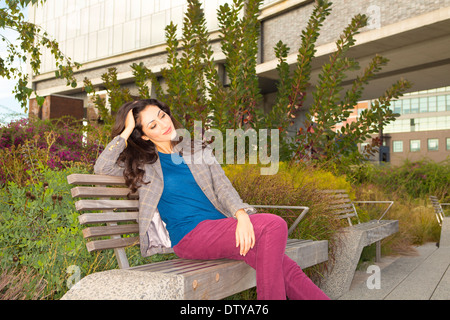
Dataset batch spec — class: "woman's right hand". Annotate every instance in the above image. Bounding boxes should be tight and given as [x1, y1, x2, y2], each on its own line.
[120, 109, 135, 140]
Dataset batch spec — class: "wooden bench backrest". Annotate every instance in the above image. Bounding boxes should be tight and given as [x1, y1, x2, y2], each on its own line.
[68, 173, 139, 269]
[322, 189, 360, 226]
[429, 196, 444, 226]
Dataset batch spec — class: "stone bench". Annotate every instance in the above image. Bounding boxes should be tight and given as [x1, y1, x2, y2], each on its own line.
[319, 190, 399, 299]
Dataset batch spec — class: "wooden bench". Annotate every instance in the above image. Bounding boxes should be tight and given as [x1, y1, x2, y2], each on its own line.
[430, 196, 450, 248]
[320, 189, 398, 299]
[430, 196, 450, 227]
[61, 174, 328, 300]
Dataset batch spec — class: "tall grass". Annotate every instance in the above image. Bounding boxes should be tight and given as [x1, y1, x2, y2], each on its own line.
[348, 159, 450, 201]
[349, 159, 446, 260]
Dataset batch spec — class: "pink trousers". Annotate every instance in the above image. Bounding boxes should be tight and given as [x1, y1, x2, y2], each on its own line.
[173, 213, 329, 300]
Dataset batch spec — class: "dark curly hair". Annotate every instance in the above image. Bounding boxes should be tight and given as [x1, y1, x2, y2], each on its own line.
[111, 99, 183, 193]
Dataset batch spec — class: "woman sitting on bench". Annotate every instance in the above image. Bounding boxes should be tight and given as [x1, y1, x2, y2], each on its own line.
[94, 98, 329, 300]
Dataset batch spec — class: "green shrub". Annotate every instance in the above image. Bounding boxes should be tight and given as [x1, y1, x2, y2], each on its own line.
[348, 159, 450, 200]
[0, 165, 119, 299]
[0, 116, 108, 186]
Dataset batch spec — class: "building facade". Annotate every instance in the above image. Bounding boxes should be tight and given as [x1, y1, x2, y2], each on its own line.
[28, 0, 450, 165]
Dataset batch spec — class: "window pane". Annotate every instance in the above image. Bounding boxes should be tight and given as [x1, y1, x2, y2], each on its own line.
[419, 97, 427, 113]
[438, 96, 446, 112]
[410, 140, 420, 152]
[393, 141, 403, 152]
[393, 100, 402, 114]
[428, 138, 439, 151]
[428, 96, 436, 112]
[411, 98, 419, 113]
[447, 138, 450, 150]
[401, 99, 410, 114]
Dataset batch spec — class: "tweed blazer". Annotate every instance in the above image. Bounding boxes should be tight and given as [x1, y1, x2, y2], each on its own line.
[94, 135, 257, 257]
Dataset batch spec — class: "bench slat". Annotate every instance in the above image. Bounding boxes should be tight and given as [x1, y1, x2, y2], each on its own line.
[78, 212, 139, 225]
[332, 208, 356, 215]
[330, 204, 353, 211]
[72, 186, 137, 199]
[85, 236, 139, 252]
[75, 199, 139, 211]
[82, 224, 139, 239]
[68, 173, 127, 186]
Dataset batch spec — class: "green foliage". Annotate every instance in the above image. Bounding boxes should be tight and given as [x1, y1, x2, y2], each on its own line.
[0, 116, 107, 186]
[272, 0, 412, 167]
[83, 68, 134, 127]
[0, 0, 81, 111]
[348, 159, 450, 200]
[217, 0, 263, 130]
[0, 166, 116, 299]
[268, 0, 332, 160]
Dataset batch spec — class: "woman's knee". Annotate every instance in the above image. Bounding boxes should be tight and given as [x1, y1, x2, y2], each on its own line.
[251, 213, 288, 236]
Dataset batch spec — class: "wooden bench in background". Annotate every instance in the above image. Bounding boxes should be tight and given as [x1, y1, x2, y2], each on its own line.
[320, 189, 399, 299]
[61, 174, 328, 300]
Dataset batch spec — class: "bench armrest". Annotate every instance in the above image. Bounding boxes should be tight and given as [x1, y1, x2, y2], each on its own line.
[352, 201, 394, 221]
[251, 205, 309, 236]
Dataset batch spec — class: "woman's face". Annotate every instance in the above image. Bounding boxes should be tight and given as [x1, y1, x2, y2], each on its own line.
[138, 105, 176, 144]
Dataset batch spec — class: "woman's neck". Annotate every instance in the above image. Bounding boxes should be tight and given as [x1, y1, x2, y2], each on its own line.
[156, 142, 173, 154]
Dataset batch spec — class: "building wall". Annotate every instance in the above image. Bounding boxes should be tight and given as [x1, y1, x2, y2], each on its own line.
[260, 0, 450, 62]
[388, 130, 450, 165]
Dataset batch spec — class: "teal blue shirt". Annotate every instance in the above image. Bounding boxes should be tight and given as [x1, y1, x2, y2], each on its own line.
[156, 151, 225, 246]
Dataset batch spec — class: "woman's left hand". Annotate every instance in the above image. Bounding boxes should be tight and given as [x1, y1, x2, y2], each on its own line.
[235, 209, 255, 256]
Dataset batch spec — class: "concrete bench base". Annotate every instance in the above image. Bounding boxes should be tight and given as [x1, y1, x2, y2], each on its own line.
[439, 217, 450, 248]
[320, 220, 399, 299]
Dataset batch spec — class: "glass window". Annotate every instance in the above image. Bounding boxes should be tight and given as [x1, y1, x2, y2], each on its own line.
[447, 95, 450, 111]
[428, 139, 439, 151]
[447, 138, 450, 150]
[393, 141, 403, 152]
[410, 140, 421, 152]
[438, 96, 446, 112]
[419, 97, 427, 113]
[401, 99, 410, 114]
[393, 100, 402, 114]
[411, 98, 419, 113]
[428, 96, 437, 112]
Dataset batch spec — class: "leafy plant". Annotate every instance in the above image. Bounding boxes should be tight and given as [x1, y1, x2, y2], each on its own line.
[0, 116, 105, 186]
[83, 68, 134, 126]
[272, 0, 412, 166]
[348, 159, 450, 200]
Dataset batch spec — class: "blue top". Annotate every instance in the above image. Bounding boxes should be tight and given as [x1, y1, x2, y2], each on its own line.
[156, 151, 226, 246]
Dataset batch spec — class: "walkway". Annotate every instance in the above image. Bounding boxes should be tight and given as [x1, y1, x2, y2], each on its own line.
[338, 242, 450, 300]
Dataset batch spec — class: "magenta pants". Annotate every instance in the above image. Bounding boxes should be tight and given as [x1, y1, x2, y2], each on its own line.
[173, 213, 329, 300]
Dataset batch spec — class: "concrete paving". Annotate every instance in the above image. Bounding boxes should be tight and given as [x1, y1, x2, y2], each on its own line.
[338, 242, 450, 300]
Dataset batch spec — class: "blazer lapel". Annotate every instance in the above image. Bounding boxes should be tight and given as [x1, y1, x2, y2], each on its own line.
[150, 156, 164, 182]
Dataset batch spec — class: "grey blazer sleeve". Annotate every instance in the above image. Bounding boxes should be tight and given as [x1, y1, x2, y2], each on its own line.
[207, 149, 257, 218]
[94, 135, 126, 176]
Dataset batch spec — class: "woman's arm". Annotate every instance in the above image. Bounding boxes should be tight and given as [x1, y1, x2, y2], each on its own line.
[94, 110, 135, 176]
[93, 136, 127, 176]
